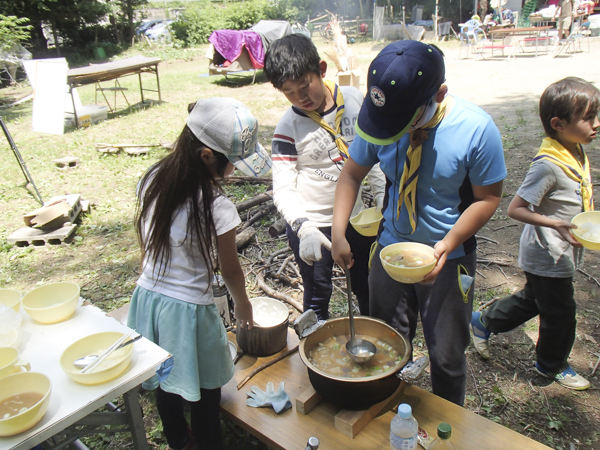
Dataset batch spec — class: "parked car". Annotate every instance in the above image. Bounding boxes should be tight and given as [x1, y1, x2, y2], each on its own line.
[136, 19, 162, 36]
[145, 20, 174, 41]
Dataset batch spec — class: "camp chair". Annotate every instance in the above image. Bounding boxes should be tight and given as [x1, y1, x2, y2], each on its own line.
[554, 19, 591, 57]
[460, 19, 487, 43]
[458, 20, 487, 59]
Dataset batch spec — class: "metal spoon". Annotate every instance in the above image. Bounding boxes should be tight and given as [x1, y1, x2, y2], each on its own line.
[73, 335, 142, 368]
[344, 269, 377, 364]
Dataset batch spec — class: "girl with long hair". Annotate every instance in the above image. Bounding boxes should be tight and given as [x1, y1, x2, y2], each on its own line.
[127, 97, 272, 450]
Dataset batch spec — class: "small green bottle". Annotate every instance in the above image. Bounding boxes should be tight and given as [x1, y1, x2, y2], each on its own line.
[429, 423, 456, 449]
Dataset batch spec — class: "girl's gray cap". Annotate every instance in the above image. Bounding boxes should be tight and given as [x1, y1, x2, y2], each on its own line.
[187, 97, 272, 177]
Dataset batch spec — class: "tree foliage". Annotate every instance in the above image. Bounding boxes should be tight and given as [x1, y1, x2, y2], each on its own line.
[0, 14, 31, 54]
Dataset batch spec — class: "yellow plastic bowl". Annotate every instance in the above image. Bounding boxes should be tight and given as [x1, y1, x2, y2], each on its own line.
[0, 289, 21, 313]
[350, 207, 383, 237]
[380, 242, 437, 283]
[571, 211, 600, 250]
[21, 282, 80, 324]
[0, 372, 51, 437]
[60, 331, 134, 385]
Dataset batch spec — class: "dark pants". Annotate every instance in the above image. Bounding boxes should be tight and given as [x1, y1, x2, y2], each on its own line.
[286, 223, 374, 320]
[369, 243, 476, 406]
[156, 386, 222, 450]
[481, 272, 576, 374]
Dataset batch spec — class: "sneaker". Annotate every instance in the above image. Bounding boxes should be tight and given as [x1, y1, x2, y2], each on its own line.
[470, 311, 491, 359]
[535, 362, 590, 390]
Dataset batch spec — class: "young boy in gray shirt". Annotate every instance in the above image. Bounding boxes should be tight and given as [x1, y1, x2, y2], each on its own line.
[471, 77, 600, 390]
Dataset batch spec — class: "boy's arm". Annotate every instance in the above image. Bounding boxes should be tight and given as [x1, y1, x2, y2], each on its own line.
[217, 228, 253, 329]
[508, 194, 582, 247]
[422, 180, 503, 283]
[332, 157, 373, 269]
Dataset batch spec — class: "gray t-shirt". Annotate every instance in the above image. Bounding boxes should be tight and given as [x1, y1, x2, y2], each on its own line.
[517, 159, 584, 277]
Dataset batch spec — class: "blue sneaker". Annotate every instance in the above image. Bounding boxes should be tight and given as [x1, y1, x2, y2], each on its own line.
[535, 363, 590, 390]
[470, 311, 491, 359]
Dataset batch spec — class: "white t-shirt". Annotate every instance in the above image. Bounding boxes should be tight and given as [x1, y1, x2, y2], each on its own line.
[271, 85, 386, 227]
[137, 193, 241, 304]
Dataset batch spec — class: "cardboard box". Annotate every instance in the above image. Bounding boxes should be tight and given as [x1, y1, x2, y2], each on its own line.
[24, 194, 82, 228]
[337, 70, 361, 90]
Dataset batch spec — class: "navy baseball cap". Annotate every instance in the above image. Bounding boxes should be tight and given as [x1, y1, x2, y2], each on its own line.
[356, 41, 445, 145]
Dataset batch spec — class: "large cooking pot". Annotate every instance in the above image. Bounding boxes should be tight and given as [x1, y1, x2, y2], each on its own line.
[237, 297, 289, 357]
[299, 316, 411, 409]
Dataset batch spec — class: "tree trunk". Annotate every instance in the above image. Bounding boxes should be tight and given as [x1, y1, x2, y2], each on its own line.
[51, 21, 60, 57]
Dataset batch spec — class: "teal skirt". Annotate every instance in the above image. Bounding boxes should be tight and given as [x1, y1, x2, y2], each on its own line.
[127, 286, 234, 402]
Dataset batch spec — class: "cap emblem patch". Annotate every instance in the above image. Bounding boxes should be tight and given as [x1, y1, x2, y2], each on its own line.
[370, 86, 385, 107]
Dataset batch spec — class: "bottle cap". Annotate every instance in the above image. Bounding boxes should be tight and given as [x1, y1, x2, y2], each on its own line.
[437, 422, 452, 439]
[397, 403, 412, 419]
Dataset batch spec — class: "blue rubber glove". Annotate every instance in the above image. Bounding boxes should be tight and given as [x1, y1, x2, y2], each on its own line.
[246, 381, 292, 414]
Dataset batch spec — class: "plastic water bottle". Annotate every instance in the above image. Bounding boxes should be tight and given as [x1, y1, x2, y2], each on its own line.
[429, 423, 456, 449]
[390, 403, 418, 450]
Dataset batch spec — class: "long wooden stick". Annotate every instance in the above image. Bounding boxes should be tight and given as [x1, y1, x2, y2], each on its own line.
[237, 345, 299, 390]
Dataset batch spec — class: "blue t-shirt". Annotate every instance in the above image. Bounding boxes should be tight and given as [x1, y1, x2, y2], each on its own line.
[349, 96, 507, 259]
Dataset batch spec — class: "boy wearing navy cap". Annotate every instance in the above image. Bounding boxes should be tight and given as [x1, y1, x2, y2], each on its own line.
[331, 41, 507, 405]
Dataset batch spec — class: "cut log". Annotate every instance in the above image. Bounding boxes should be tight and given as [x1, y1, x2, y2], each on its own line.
[269, 218, 287, 237]
[238, 203, 276, 232]
[224, 176, 272, 185]
[235, 191, 273, 213]
[236, 227, 256, 250]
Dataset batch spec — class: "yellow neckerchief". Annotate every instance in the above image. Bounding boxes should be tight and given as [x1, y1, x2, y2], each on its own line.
[397, 98, 448, 232]
[533, 137, 594, 211]
[302, 79, 349, 159]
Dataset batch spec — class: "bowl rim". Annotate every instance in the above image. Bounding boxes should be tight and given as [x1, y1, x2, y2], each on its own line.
[299, 317, 411, 383]
[0, 372, 51, 422]
[350, 207, 382, 226]
[380, 242, 436, 268]
[21, 282, 80, 310]
[60, 331, 134, 375]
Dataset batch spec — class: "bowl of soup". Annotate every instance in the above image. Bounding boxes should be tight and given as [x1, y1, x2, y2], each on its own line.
[571, 211, 600, 250]
[299, 316, 410, 409]
[350, 207, 383, 237]
[0, 372, 51, 436]
[380, 242, 437, 283]
[21, 282, 80, 324]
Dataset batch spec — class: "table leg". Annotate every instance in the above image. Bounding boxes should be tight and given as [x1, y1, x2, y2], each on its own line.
[124, 386, 149, 450]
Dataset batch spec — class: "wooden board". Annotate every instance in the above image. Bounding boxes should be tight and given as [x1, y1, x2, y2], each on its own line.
[221, 330, 552, 450]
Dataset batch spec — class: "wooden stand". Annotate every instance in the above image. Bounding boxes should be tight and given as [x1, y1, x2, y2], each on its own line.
[296, 381, 406, 438]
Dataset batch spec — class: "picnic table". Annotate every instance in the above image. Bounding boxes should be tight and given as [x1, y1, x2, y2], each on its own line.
[478, 26, 554, 59]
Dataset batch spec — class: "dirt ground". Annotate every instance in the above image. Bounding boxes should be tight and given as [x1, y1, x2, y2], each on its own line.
[405, 40, 600, 450]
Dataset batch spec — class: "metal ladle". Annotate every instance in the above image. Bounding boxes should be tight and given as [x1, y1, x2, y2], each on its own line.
[73, 335, 142, 368]
[345, 269, 376, 364]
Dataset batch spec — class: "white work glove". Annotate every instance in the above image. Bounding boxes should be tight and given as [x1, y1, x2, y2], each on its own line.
[374, 195, 384, 214]
[246, 381, 292, 414]
[298, 223, 332, 266]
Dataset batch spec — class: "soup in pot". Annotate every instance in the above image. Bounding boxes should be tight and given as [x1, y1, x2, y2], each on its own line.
[0, 392, 44, 419]
[308, 334, 402, 378]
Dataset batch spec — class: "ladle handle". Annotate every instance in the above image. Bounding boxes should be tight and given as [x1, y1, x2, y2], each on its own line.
[346, 269, 355, 341]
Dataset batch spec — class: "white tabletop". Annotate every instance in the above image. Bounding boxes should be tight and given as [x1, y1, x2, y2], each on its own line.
[0, 300, 170, 450]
